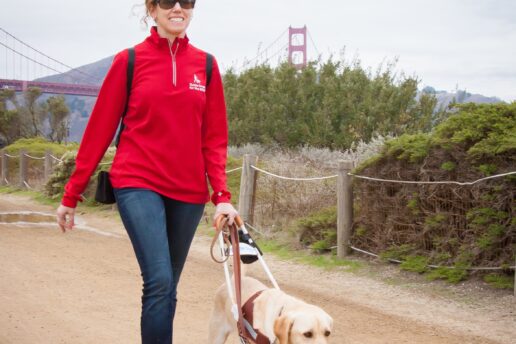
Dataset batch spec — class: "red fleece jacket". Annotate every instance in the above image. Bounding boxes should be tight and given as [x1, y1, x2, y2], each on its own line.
[62, 27, 231, 208]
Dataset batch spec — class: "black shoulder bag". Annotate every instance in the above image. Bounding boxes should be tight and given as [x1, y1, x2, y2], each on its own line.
[94, 51, 214, 204]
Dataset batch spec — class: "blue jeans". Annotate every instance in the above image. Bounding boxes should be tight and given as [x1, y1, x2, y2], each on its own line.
[114, 187, 205, 344]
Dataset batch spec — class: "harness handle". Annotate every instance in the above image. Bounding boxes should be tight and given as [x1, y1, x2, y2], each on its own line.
[212, 214, 250, 341]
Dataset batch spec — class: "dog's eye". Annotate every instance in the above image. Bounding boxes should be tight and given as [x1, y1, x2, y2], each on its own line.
[303, 331, 313, 338]
[324, 330, 331, 337]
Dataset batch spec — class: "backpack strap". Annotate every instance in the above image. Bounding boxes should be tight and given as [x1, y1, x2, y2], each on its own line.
[115, 47, 135, 148]
[206, 53, 213, 87]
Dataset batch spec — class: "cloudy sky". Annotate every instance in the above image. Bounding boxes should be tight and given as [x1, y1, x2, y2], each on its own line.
[1, 0, 515, 101]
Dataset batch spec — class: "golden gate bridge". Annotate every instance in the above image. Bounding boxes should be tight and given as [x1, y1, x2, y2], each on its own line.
[0, 28, 101, 97]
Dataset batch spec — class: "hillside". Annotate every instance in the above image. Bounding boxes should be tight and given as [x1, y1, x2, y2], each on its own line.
[35, 55, 113, 86]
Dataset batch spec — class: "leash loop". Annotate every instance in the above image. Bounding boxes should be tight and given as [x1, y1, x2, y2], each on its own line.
[210, 215, 232, 263]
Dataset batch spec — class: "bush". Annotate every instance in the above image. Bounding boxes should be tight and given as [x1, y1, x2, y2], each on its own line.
[352, 103, 515, 272]
[44, 147, 116, 204]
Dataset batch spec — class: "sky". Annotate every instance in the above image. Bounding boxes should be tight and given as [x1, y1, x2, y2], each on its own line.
[1, 0, 515, 101]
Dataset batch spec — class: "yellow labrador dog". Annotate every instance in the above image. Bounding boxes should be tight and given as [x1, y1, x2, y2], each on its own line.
[208, 274, 333, 343]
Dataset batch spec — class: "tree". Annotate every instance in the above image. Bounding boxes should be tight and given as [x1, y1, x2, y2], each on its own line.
[46, 96, 70, 143]
[224, 56, 439, 150]
[0, 89, 22, 146]
[0, 88, 72, 146]
[21, 87, 46, 137]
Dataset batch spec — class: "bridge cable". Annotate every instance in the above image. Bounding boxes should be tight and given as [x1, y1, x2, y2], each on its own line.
[261, 43, 290, 65]
[307, 29, 320, 57]
[0, 27, 97, 82]
[4, 30, 7, 78]
[243, 28, 289, 67]
[0, 42, 65, 75]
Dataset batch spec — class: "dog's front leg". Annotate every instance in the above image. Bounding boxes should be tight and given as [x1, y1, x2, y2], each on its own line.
[207, 322, 231, 344]
[207, 300, 233, 344]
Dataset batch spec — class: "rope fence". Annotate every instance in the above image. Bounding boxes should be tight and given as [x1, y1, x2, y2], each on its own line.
[226, 166, 243, 174]
[251, 164, 338, 181]
[23, 153, 45, 160]
[349, 171, 516, 186]
[250, 164, 515, 185]
[237, 155, 516, 295]
[49, 154, 62, 163]
[0, 149, 245, 192]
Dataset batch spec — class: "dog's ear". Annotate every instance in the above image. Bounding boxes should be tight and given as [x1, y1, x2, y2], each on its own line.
[274, 315, 294, 344]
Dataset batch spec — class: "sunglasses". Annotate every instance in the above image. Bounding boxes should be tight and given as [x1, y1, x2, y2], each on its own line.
[155, 0, 196, 10]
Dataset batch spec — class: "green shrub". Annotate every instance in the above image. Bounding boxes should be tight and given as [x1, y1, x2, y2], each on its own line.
[44, 147, 116, 203]
[424, 214, 446, 229]
[477, 164, 497, 176]
[440, 161, 456, 171]
[467, 207, 508, 226]
[380, 244, 416, 261]
[400, 255, 429, 273]
[483, 273, 514, 289]
[296, 207, 337, 247]
[355, 226, 367, 237]
[384, 133, 431, 163]
[433, 103, 516, 159]
[4, 136, 76, 157]
[426, 265, 469, 284]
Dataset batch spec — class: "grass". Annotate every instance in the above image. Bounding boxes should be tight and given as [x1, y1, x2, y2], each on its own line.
[483, 273, 514, 290]
[258, 239, 363, 272]
[0, 185, 58, 206]
[197, 225, 364, 273]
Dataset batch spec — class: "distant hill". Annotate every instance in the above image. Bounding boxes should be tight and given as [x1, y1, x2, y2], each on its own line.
[35, 55, 114, 85]
[419, 86, 504, 110]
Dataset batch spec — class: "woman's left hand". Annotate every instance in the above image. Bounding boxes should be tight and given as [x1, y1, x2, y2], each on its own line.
[213, 202, 238, 225]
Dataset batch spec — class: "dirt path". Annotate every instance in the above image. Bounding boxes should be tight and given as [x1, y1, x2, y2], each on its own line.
[0, 193, 514, 344]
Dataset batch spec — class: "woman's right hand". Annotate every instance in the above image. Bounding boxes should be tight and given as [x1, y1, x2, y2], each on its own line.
[57, 204, 76, 233]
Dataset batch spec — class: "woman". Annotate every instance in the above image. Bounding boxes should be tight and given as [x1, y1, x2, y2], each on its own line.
[56, 0, 238, 342]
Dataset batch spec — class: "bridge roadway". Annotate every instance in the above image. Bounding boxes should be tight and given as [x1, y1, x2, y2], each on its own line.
[0, 78, 100, 97]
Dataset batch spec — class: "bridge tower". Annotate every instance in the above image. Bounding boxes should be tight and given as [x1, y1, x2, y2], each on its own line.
[288, 26, 307, 69]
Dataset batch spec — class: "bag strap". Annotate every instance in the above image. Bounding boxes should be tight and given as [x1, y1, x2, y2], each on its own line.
[206, 53, 213, 87]
[115, 47, 135, 148]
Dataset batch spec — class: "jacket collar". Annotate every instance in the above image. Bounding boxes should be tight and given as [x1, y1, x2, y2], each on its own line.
[147, 26, 190, 52]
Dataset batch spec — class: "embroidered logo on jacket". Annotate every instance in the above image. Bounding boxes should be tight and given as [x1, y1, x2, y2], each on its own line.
[189, 74, 206, 92]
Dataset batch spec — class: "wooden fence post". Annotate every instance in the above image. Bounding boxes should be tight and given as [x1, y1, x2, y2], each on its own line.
[44, 150, 53, 182]
[1, 150, 8, 186]
[337, 160, 354, 258]
[238, 154, 258, 224]
[19, 150, 27, 188]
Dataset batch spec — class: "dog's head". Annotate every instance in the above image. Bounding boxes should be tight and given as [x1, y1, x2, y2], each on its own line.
[273, 306, 333, 344]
